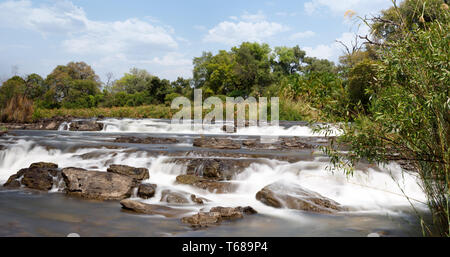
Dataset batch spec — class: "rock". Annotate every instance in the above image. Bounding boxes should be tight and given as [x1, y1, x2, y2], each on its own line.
[191, 194, 208, 205]
[120, 199, 190, 218]
[29, 162, 58, 169]
[107, 164, 149, 185]
[44, 121, 59, 130]
[255, 181, 345, 214]
[0, 145, 5, 151]
[114, 136, 179, 144]
[209, 207, 244, 219]
[4, 163, 61, 191]
[281, 137, 314, 149]
[137, 184, 157, 199]
[181, 206, 257, 228]
[184, 158, 255, 180]
[181, 212, 222, 228]
[175, 175, 235, 193]
[193, 137, 241, 150]
[0, 131, 7, 137]
[62, 168, 134, 200]
[160, 189, 190, 204]
[69, 121, 104, 131]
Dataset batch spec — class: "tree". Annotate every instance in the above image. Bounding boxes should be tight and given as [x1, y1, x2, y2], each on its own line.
[327, 4, 449, 236]
[0, 76, 26, 108]
[44, 62, 101, 108]
[370, 0, 448, 43]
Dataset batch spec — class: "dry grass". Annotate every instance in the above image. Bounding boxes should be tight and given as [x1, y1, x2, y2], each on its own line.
[0, 95, 34, 123]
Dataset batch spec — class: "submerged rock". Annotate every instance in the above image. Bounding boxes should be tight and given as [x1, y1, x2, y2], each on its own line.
[107, 164, 149, 185]
[193, 137, 241, 150]
[69, 121, 104, 131]
[160, 189, 190, 205]
[175, 175, 235, 193]
[120, 199, 190, 218]
[4, 162, 62, 191]
[181, 206, 257, 228]
[62, 168, 134, 200]
[137, 183, 157, 199]
[255, 181, 346, 214]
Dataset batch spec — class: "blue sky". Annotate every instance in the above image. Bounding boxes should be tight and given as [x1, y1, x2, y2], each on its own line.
[0, 0, 394, 82]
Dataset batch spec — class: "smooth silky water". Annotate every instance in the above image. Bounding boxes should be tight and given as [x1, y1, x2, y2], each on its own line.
[0, 119, 430, 237]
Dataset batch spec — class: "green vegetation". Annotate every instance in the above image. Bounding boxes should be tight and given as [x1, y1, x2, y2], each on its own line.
[325, 0, 449, 236]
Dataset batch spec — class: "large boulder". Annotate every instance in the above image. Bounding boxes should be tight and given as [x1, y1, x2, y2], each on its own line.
[3, 162, 62, 191]
[107, 164, 149, 185]
[120, 199, 191, 218]
[176, 175, 235, 193]
[256, 182, 346, 214]
[193, 137, 241, 150]
[69, 121, 104, 131]
[62, 168, 134, 200]
[137, 183, 157, 199]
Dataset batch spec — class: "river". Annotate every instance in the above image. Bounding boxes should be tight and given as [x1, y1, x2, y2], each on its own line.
[0, 119, 430, 236]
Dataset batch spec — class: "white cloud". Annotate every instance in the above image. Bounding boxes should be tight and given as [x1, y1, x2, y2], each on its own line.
[304, 0, 392, 16]
[290, 30, 316, 40]
[204, 12, 289, 45]
[63, 19, 178, 55]
[0, 0, 188, 80]
[0, 0, 87, 35]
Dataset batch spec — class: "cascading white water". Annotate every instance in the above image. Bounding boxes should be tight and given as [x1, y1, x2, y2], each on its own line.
[97, 118, 342, 137]
[0, 138, 427, 220]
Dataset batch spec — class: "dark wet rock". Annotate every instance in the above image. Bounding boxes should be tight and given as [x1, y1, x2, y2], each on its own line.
[0, 145, 6, 151]
[137, 183, 157, 199]
[0, 131, 7, 137]
[62, 168, 134, 200]
[107, 164, 149, 185]
[175, 175, 235, 193]
[29, 162, 58, 169]
[4, 163, 61, 191]
[182, 206, 257, 228]
[256, 181, 345, 214]
[120, 199, 191, 218]
[114, 136, 179, 144]
[193, 137, 241, 150]
[160, 189, 190, 204]
[69, 121, 104, 131]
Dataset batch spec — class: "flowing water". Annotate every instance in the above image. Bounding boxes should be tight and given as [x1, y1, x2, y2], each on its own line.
[0, 119, 430, 237]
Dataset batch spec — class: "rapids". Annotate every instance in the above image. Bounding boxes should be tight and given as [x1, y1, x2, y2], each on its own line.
[0, 119, 430, 236]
